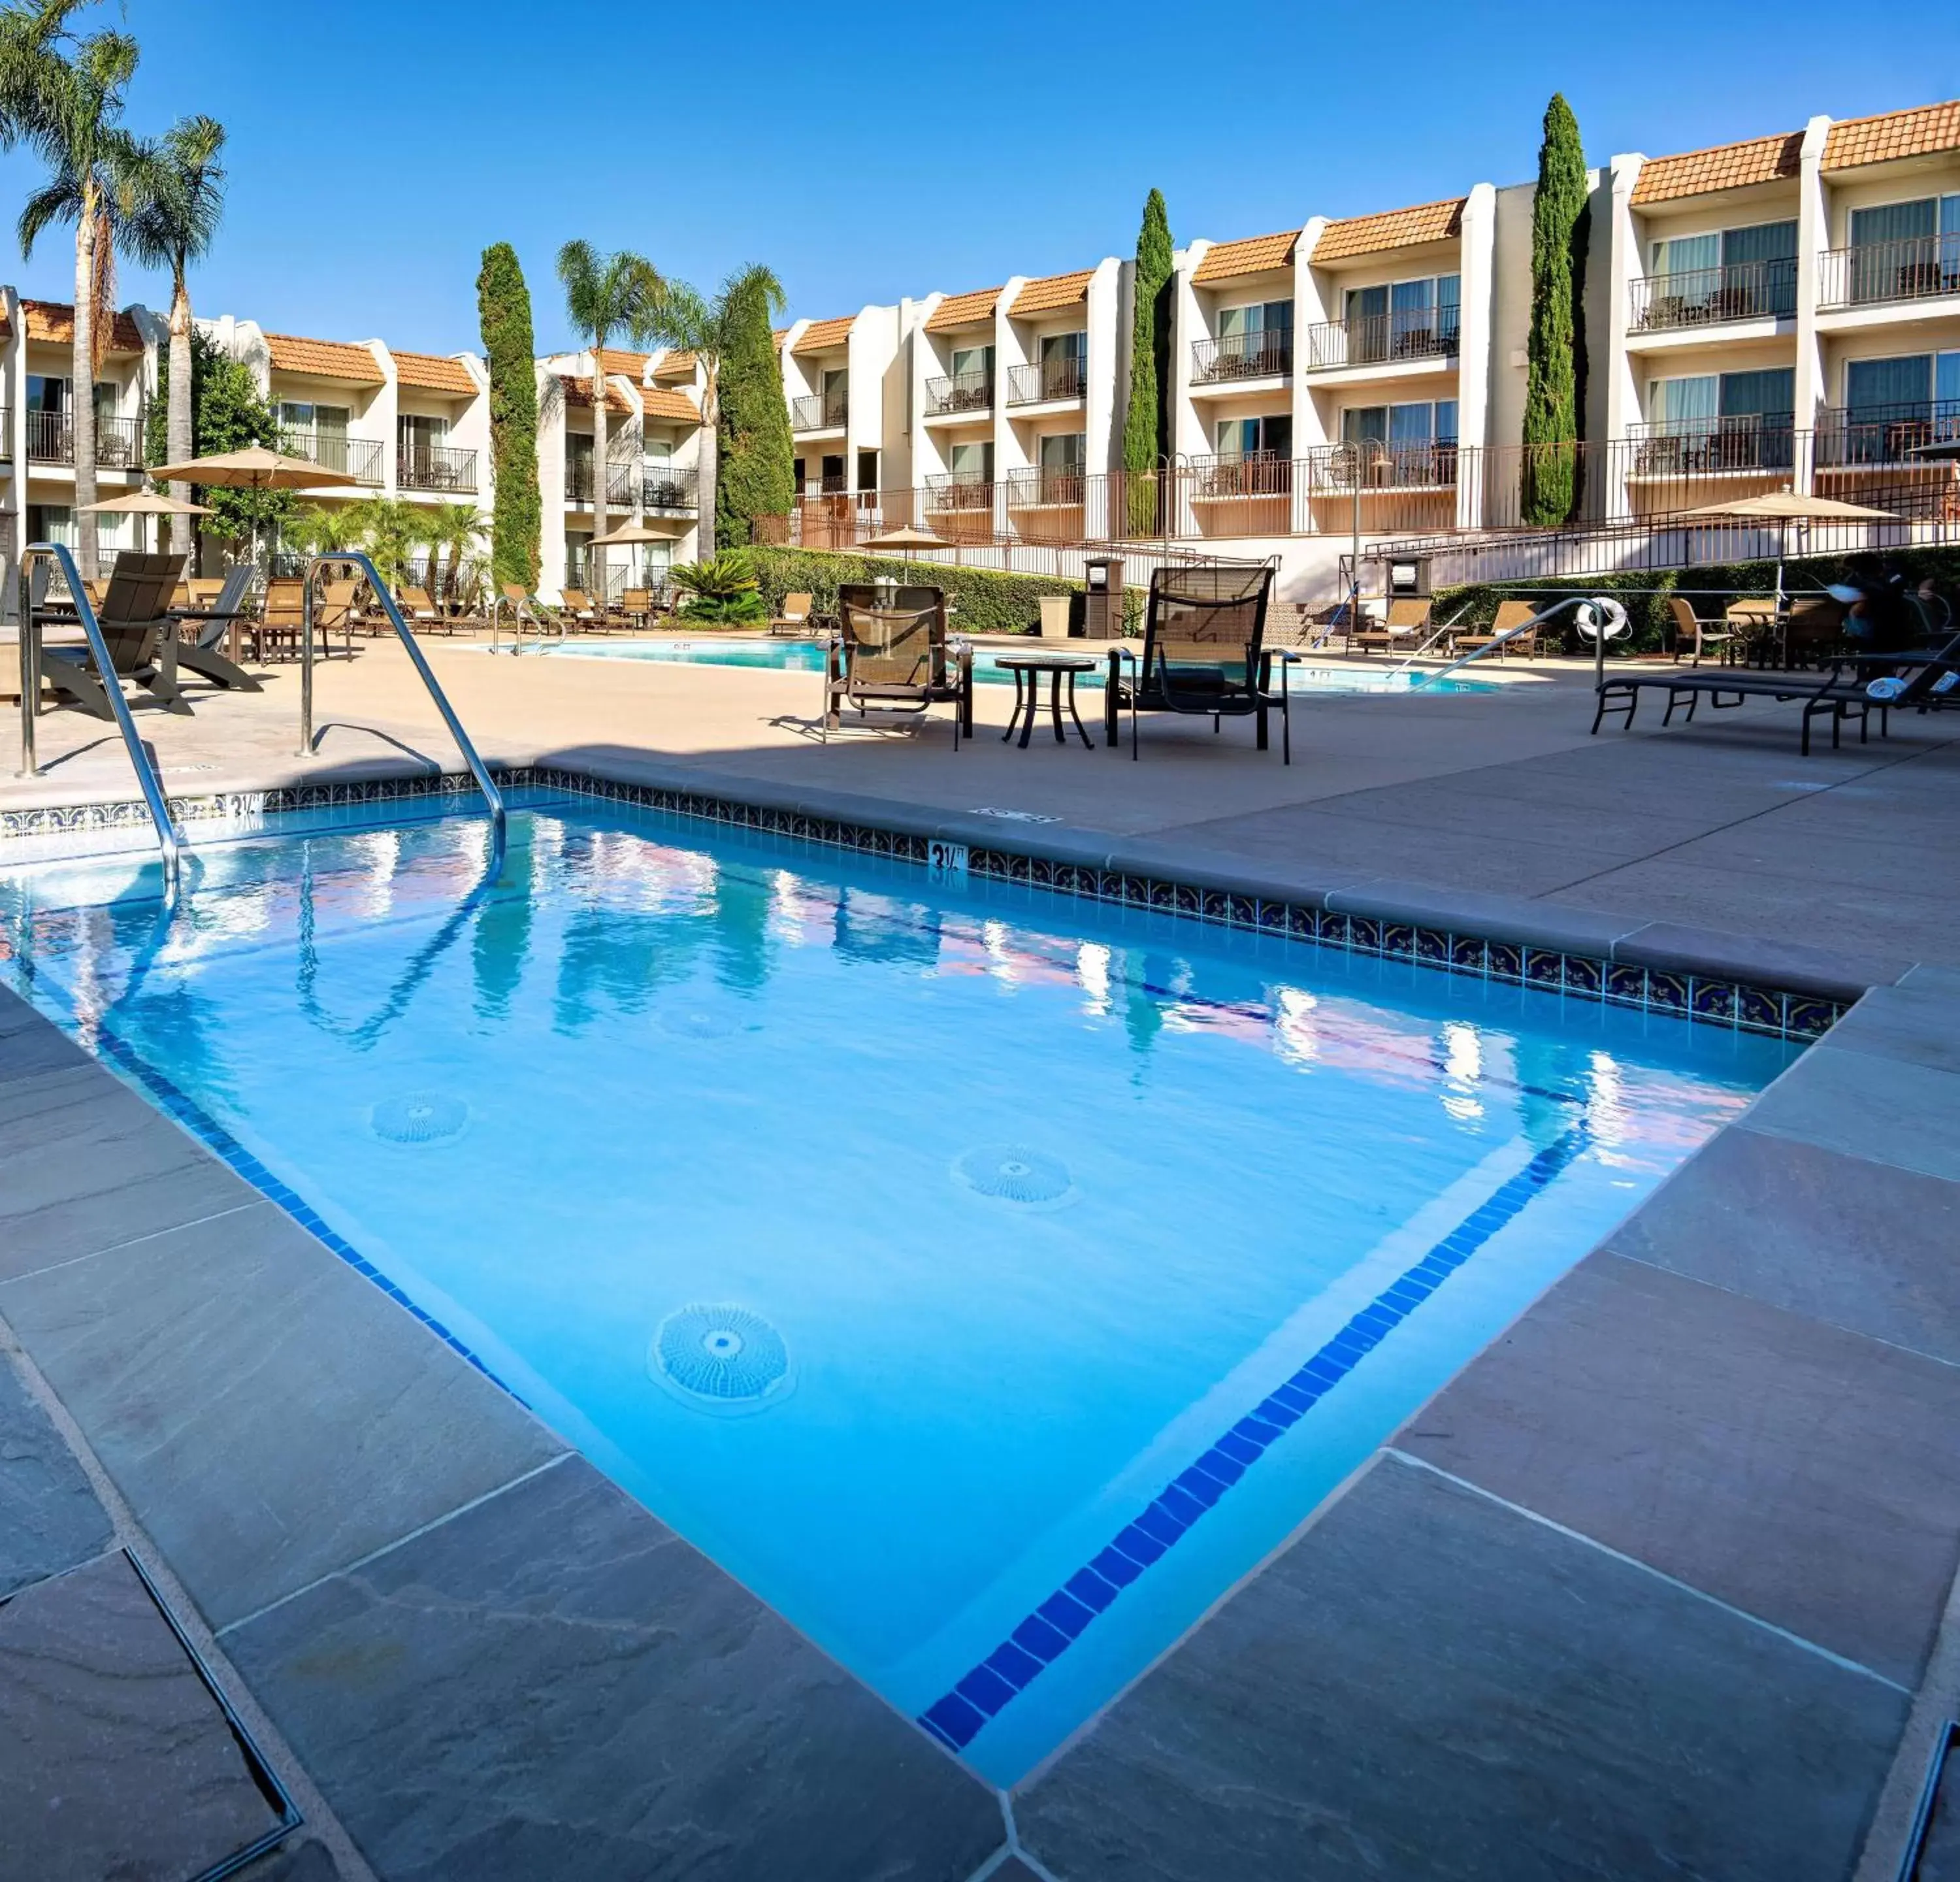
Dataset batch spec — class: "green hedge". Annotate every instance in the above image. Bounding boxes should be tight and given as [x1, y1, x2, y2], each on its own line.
[748, 544, 1145, 635]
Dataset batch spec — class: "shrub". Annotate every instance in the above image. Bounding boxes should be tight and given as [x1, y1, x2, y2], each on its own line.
[716, 274, 795, 552]
[672, 549, 769, 624]
[476, 242, 542, 590]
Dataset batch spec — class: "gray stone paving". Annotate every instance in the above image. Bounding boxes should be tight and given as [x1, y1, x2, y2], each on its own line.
[0, 1357, 110, 1599]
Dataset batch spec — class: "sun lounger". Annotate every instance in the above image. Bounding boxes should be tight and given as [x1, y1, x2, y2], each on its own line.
[395, 585, 447, 635]
[771, 591, 815, 637]
[37, 550, 191, 718]
[1453, 599, 1539, 660]
[169, 564, 259, 693]
[825, 584, 972, 745]
[1352, 597, 1429, 657]
[559, 587, 602, 633]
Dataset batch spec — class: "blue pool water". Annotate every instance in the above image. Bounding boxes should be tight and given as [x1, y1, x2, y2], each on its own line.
[516, 637, 1499, 693]
[0, 795, 1793, 1781]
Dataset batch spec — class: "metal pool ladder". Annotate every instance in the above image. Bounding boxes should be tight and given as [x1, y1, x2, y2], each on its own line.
[297, 552, 506, 874]
[14, 542, 186, 900]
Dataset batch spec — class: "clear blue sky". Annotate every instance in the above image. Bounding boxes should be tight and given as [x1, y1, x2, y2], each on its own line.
[3, 0, 1957, 358]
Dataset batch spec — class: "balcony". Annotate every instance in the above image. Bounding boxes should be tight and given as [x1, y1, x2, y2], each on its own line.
[1305, 439, 1459, 493]
[1005, 357, 1085, 406]
[397, 442, 478, 493]
[924, 371, 994, 417]
[643, 466, 698, 512]
[279, 429, 384, 486]
[1190, 330, 1294, 384]
[1818, 236, 1960, 311]
[791, 389, 848, 432]
[1188, 451, 1294, 498]
[1814, 400, 1960, 467]
[921, 472, 994, 510]
[1622, 414, 1795, 476]
[1002, 465, 1085, 504]
[26, 410, 144, 468]
[1628, 259, 1797, 332]
[1305, 314, 1459, 372]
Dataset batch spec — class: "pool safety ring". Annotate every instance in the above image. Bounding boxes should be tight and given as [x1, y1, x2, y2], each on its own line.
[369, 1093, 470, 1146]
[953, 1144, 1076, 1208]
[650, 1304, 792, 1412]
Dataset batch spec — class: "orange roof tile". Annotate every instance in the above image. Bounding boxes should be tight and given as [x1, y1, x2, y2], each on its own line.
[1310, 199, 1465, 263]
[772, 327, 789, 352]
[640, 385, 700, 424]
[925, 286, 1002, 333]
[265, 332, 385, 382]
[1192, 231, 1299, 284]
[792, 316, 855, 355]
[21, 299, 144, 354]
[560, 374, 636, 416]
[1008, 269, 1093, 317]
[393, 350, 476, 396]
[653, 350, 696, 380]
[1631, 130, 1803, 205]
[596, 346, 650, 376]
[1824, 99, 1960, 171]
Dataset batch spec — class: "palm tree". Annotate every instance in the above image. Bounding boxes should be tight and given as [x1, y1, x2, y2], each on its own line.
[1, 1, 140, 574]
[649, 265, 786, 553]
[556, 240, 665, 564]
[122, 114, 226, 535]
[420, 501, 482, 609]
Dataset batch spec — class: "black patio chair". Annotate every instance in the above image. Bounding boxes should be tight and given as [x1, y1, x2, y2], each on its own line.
[37, 550, 191, 718]
[823, 584, 973, 745]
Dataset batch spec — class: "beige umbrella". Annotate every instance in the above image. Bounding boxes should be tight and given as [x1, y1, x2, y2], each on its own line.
[589, 520, 676, 544]
[78, 488, 213, 556]
[862, 525, 945, 553]
[148, 445, 355, 491]
[1673, 485, 1898, 614]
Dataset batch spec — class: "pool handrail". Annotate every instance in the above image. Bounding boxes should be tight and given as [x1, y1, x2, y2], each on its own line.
[15, 542, 185, 902]
[1407, 595, 1612, 688]
[299, 551, 506, 874]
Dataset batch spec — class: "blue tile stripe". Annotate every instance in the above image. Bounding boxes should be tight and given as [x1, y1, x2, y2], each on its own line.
[915, 1123, 1592, 1755]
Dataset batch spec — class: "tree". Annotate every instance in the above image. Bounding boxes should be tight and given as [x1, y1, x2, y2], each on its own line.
[1522, 94, 1590, 526]
[340, 495, 421, 592]
[1122, 189, 1174, 535]
[555, 240, 665, 558]
[476, 242, 540, 591]
[2, 1, 141, 572]
[419, 501, 483, 607]
[647, 263, 787, 552]
[696, 267, 793, 551]
[122, 112, 226, 538]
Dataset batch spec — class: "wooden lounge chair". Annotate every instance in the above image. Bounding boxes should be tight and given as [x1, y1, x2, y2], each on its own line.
[1352, 597, 1430, 657]
[314, 578, 363, 658]
[393, 585, 450, 635]
[1103, 562, 1292, 763]
[498, 582, 563, 642]
[1453, 599, 1539, 661]
[37, 550, 191, 718]
[771, 591, 815, 637]
[559, 587, 602, 633]
[170, 563, 260, 693]
[824, 584, 972, 744]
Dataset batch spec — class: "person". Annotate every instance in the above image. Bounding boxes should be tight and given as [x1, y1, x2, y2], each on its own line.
[1829, 564, 1919, 654]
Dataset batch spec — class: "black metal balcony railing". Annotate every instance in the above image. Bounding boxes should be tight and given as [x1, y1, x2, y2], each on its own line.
[924, 371, 994, 416]
[1190, 330, 1294, 384]
[1628, 259, 1798, 331]
[1818, 235, 1960, 310]
[922, 472, 994, 509]
[1002, 464, 1086, 504]
[1304, 313, 1460, 372]
[1623, 414, 1796, 475]
[25, 410, 144, 467]
[279, 429, 384, 486]
[397, 442, 478, 493]
[642, 466, 698, 512]
[1815, 399, 1960, 467]
[1005, 357, 1086, 405]
[1305, 439, 1460, 491]
[791, 389, 848, 431]
[1188, 451, 1295, 497]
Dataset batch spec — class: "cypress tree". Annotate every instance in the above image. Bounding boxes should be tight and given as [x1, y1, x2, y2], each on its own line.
[1122, 190, 1175, 534]
[476, 242, 542, 589]
[1522, 95, 1590, 525]
[715, 272, 794, 550]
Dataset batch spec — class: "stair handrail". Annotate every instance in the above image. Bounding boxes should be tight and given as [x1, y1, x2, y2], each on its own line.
[1410, 595, 1624, 687]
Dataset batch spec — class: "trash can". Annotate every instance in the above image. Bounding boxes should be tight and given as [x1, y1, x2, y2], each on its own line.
[1083, 556, 1124, 639]
[1038, 595, 1072, 640]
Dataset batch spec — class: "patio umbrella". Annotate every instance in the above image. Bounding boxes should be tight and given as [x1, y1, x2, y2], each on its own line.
[79, 488, 212, 554]
[862, 525, 945, 561]
[148, 446, 357, 568]
[1909, 438, 1960, 460]
[1673, 485, 1898, 614]
[588, 521, 674, 544]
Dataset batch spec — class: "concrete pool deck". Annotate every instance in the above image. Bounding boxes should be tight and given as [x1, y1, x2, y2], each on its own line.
[3, 638, 1959, 1879]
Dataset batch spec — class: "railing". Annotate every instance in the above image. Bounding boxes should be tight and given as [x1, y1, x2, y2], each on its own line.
[1003, 465, 1087, 506]
[791, 389, 848, 430]
[16, 542, 184, 899]
[1628, 259, 1798, 331]
[1818, 235, 1960, 310]
[642, 466, 698, 511]
[397, 442, 478, 493]
[1006, 357, 1086, 404]
[25, 410, 144, 467]
[1190, 331, 1295, 382]
[1816, 399, 1960, 467]
[922, 473, 995, 510]
[1621, 415, 1796, 474]
[566, 459, 636, 504]
[1304, 314, 1458, 372]
[278, 430, 385, 485]
[1187, 452, 1294, 497]
[924, 371, 995, 416]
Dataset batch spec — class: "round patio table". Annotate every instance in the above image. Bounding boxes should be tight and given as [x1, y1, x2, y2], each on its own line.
[997, 653, 1098, 750]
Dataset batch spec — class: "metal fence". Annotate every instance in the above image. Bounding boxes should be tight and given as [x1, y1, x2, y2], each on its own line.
[1190, 331, 1295, 383]
[923, 371, 994, 416]
[397, 443, 479, 493]
[1005, 357, 1086, 405]
[1627, 257, 1799, 331]
[1303, 313, 1458, 372]
[643, 467, 698, 512]
[791, 389, 849, 431]
[1818, 235, 1960, 310]
[278, 430, 385, 486]
[27, 410, 144, 467]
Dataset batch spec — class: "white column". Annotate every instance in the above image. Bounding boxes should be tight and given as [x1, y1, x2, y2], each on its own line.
[993, 280, 1030, 476]
[1169, 242, 1209, 461]
[1602, 154, 1645, 521]
[1792, 114, 1833, 490]
[1292, 220, 1330, 452]
[1454, 184, 1497, 526]
[535, 367, 567, 598]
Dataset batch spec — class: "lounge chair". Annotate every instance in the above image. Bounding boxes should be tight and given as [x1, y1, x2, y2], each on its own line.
[1453, 599, 1540, 661]
[37, 550, 191, 718]
[824, 584, 972, 744]
[314, 578, 363, 658]
[619, 587, 654, 630]
[256, 577, 304, 662]
[170, 563, 260, 693]
[498, 581, 563, 644]
[395, 585, 446, 635]
[1668, 595, 1739, 667]
[1352, 597, 1431, 657]
[1103, 562, 1292, 763]
[771, 591, 815, 637]
[559, 587, 602, 633]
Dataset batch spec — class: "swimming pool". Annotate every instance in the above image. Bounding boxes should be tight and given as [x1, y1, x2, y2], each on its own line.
[0, 793, 1792, 1783]
[516, 638, 1500, 694]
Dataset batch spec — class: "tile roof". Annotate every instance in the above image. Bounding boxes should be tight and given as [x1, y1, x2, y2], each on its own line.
[393, 350, 476, 396]
[1192, 231, 1299, 284]
[596, 347, 650, 376]
[772, 327, 789, 352]
[640, 385, 700, 424]
[1310, 199, 1465, 263]
[1009, 269, 1094, 317]
[925, 286, 1002, 333]
[792, 316, 855, 355]
[653, 350, 697, 380]
[21, 299, 144, 354]
[560, 374, 636, 416]
[265, 333, 385, 382]
[1823, 99, 1960, 171]
[1631, 130, 1803, 205]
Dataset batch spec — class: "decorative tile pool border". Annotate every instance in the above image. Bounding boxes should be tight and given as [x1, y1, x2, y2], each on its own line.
[0, 765, 1846, 1042]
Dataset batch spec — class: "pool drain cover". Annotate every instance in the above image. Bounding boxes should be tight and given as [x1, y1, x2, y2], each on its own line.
[651, 1304, 791, 1410]
[370, 1093, 470, 1146]
[659, 1004, 738, 1040]
[953, 1144, 1074, 1207]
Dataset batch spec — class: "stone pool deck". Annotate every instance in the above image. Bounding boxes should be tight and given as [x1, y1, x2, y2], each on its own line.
[3, 640, 1959, 1879]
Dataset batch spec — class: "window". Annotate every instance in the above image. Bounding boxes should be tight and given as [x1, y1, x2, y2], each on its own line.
[278, 401, 353, 474]
[1845, 352, 1960, 416]
[819, 369, 848, 424]
[1843, 197, 1960, 303]
[644, 435, 672, 468]
[1037, 331, 1087, 399]
[1214, 414, 1292, 459]
[1038, 432, 1085, 470]
[1647, 221, 1797, 318]
[792, 455, 806, 491]
[1342, 275, 1460, 361]
[819, 452, 846, 493]
[1646, 369, 1794, 431]
[398, 413, 448, 448]
[856, 448, 879, 493]
[950, 343, 994, 384]
[26, 503, 73, 546]
[948, 440, 993, 482]
[1848, 196, 1960, 249]
[25, 374, 65, 414]
[1342, 400, 1458, 445]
